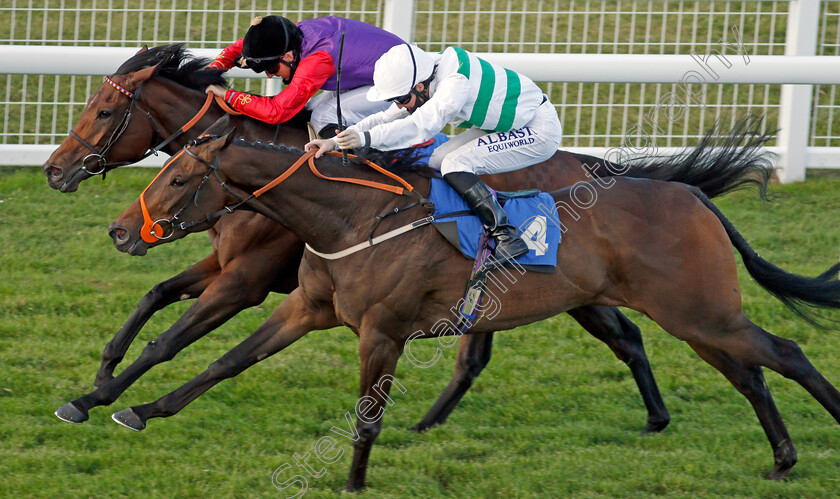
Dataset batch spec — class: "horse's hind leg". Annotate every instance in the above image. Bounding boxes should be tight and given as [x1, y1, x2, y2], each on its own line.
[709, 320, 840, 425]
[568, 306, 670, 433]
[660, 311, 840, 479]
[410, 332, 494, 433]
[687, 341, 797, 479]
[412, 306, 669, 434]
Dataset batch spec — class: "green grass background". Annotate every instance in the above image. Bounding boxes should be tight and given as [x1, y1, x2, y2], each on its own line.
[1, 167, 840, 497]
[2, 1, 840, 496]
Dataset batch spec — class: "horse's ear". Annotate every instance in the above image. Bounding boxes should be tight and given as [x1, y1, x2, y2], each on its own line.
[198, 128, 237, 161]
[222, 128, 237, 147]
[130, 63, 159, 86]
[135, 45, 149, 55]
[205, 114, 232, 136]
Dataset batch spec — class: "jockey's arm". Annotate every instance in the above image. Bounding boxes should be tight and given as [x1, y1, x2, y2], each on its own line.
[207, 39, 245, 70]
[307, 104, 408, 156]
[351, 73, 469, 151]
[222, 51, 335, 124]
[351, 105, 409, 133]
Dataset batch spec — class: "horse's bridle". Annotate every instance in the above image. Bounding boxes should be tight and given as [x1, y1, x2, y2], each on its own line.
[68, 75, 216, 177]
[139, 135, 250, 242]
[139, 136, 429, 244]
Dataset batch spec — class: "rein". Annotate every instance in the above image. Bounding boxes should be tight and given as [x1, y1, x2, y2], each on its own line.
[69, 75, 237, 176]
[139, 141, 432, 246]
[253, 150, 416, 198]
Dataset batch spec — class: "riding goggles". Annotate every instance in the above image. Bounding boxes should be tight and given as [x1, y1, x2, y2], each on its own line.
[239, 55, 284, 73]
[386, 92, 413, 105]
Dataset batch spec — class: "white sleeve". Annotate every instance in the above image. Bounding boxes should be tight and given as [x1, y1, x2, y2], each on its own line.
[351, 104, 409, 134]
[358, 73, 470, 151]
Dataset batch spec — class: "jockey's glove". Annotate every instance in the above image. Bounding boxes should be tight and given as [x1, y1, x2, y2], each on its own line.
[304, 137, 339, 158]
[336, 128, 370, 150]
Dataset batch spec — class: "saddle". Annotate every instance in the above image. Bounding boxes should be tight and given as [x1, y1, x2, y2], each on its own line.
[497, 189, 541, 204]
[428, 177, 562, 271]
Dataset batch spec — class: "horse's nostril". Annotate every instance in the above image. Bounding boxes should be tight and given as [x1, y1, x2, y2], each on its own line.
[45, 166, 62, 179]
[109, 227, 128, 242]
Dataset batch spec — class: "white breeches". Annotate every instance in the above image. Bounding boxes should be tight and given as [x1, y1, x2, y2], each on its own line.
[429, 98, 563, 175]
[308, 86, 391, 134]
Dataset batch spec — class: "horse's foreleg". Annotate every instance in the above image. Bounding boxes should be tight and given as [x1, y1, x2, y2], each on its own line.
[566, 306, 670, 433]
[108, 288, 336, 431]
[55, 257, 273, 424]
[687, 341, 797, 480]
[94, 253, 221, 387]
[345, 329, 401, 492]
[410, 332, 494, 433]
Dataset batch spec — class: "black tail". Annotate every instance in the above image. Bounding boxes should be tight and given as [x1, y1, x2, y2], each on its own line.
[692, 188, 840, 327]
[577, 115, 775, 201]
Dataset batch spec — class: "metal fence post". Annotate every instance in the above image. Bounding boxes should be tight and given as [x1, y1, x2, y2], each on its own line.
[382, 0, 416, 42]
[777, 0, 820, 183]
[264, 78, 283, 98]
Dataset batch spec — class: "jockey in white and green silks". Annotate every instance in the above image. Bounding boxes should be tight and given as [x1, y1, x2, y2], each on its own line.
[306, 44, 563, 261]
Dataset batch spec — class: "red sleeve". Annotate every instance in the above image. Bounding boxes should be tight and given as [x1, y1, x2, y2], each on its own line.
[223, 51, 335, 124]
[207, 38, 244, 71]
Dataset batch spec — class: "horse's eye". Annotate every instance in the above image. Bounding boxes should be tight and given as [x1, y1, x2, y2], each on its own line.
[98, 110, 112, 119]
[171, 178, 185, 187]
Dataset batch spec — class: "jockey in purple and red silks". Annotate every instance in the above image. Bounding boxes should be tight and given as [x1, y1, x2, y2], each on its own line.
[205, 15, 405, 136]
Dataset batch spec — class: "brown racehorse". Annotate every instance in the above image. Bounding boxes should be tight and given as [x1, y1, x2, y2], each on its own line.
[47, 44, 771, 433]
[104, 126, 840, 491]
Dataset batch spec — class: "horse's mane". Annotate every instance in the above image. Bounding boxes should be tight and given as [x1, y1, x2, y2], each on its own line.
[115, 43, 227, 91]
[356, 147, 437, 176]
[231, 138, 436, 176]
[232, 139, 305, 155]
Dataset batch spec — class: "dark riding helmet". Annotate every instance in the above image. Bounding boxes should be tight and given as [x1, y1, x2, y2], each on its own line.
[239, 16, 303, 74]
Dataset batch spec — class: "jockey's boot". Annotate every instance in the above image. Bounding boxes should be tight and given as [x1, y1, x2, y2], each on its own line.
[444, 171, 529, 261]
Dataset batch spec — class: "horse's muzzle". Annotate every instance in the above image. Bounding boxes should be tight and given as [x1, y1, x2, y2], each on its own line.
[108, 222, 147, 256]
[43, 163, 64, 189]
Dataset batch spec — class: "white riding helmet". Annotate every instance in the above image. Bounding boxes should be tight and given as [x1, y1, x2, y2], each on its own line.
[366, 44, 436, 102]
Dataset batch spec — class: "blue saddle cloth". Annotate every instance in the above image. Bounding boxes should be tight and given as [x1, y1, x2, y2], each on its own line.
[401, 133, 560, 269]
[429, 177, 561, 269]
[412, 133, 448, 166]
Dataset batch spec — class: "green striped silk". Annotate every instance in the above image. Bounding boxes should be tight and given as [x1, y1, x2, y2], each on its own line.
[452, 46, 522, 132]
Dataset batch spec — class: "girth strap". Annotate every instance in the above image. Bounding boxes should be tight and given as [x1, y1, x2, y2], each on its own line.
[305, 216, 435, 260]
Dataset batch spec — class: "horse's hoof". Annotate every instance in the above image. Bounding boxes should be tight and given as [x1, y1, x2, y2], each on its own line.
[111, 408, 146, 431]
[641, 418, 670, 435]
[408, 422, 432, 433]
[765, 460, 795, 481]
[54, 402, 89, 424]
[765, 467, 791, 481]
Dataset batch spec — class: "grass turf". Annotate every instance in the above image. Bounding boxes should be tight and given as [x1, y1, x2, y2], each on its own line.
[1, 167, 840, 497]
